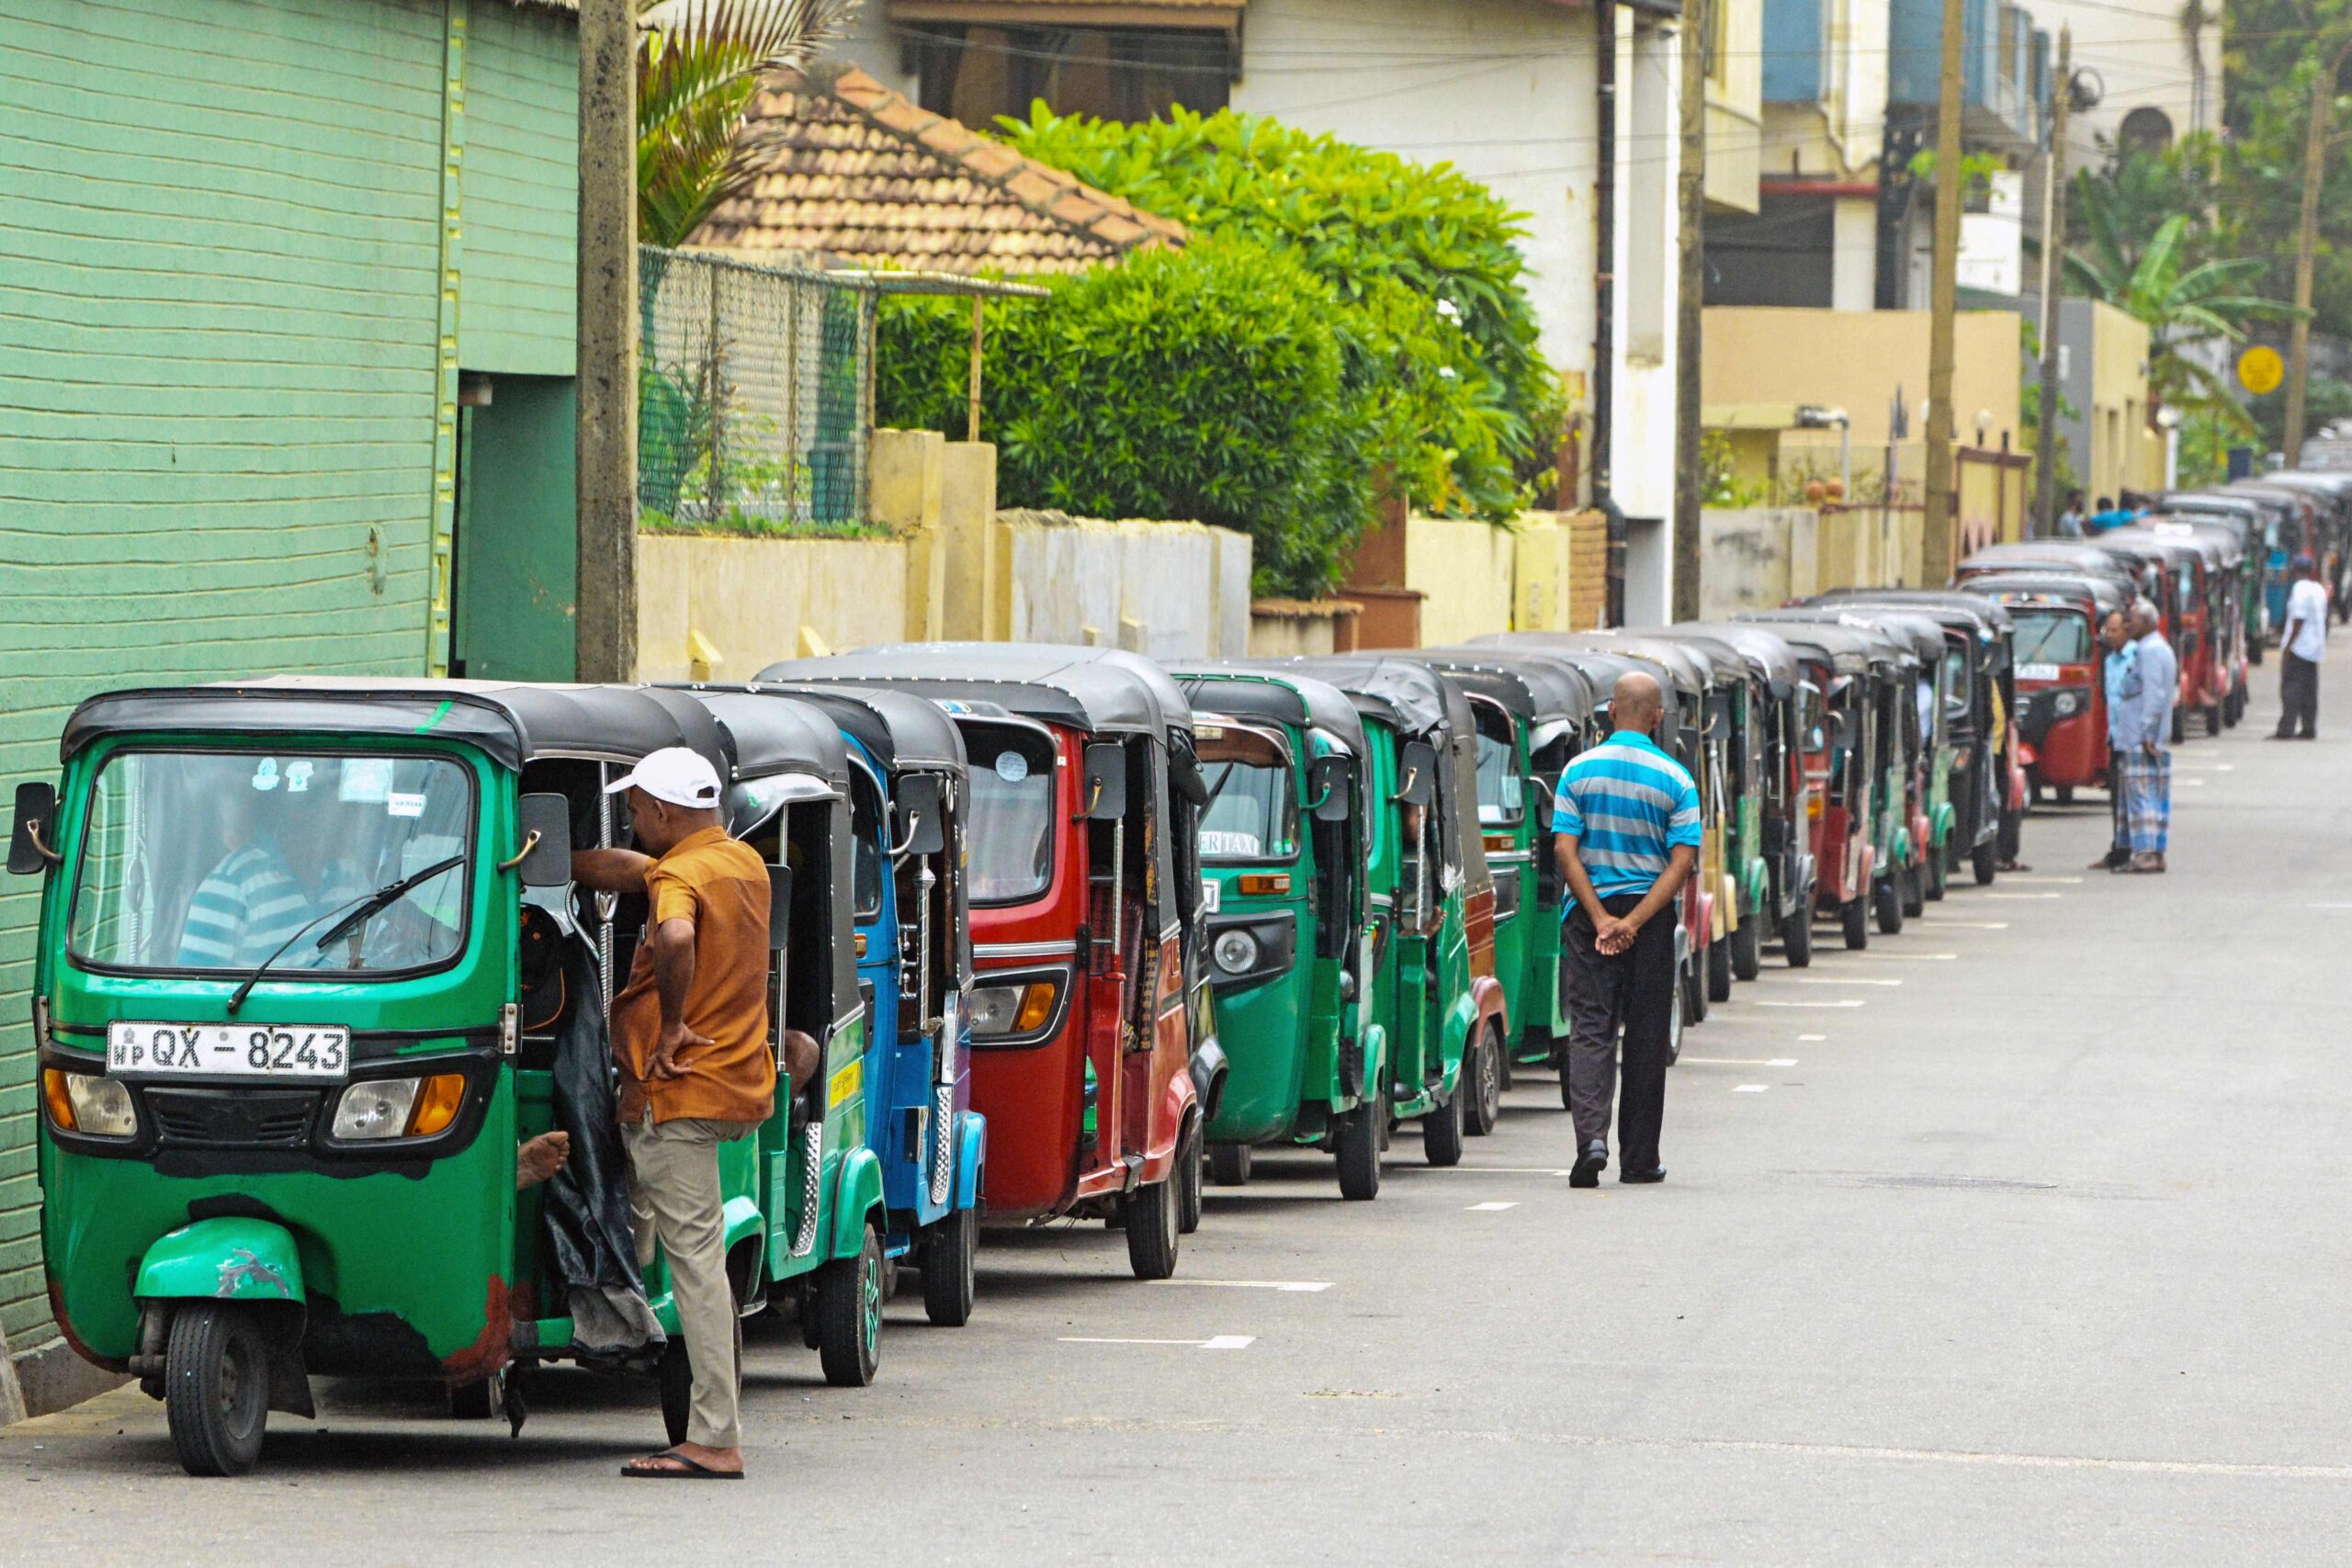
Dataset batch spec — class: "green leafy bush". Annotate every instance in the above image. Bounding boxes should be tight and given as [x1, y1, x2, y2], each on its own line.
[878, 239, 1380, 593]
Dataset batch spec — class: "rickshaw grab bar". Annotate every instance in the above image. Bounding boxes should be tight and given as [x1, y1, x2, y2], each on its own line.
[495, 831, 540, 874]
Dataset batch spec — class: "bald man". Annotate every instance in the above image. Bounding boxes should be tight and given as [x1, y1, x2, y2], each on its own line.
[1552, 671, 1702, 1188]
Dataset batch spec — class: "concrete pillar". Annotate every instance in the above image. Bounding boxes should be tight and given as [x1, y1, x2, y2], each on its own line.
[938, 443, 998, 641]
[575, 0, 638, 682]
[871, 429, 946, 640]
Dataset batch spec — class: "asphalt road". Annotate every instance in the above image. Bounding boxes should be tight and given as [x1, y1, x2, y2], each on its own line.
[8, 644, 2352, 1566]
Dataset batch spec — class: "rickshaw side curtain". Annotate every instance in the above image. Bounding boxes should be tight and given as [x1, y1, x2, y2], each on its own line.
[545, 932, 665, 1364]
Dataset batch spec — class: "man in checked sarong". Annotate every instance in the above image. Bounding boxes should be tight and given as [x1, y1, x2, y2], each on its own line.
[2117, 601, 2177, 874]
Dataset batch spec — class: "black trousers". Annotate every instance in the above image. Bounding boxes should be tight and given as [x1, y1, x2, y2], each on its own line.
[2278, 651, 2319, 738]
[1560, 892, 1675, 1171]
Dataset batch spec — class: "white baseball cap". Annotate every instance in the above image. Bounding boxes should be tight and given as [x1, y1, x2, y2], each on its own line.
[605, 747, 723, 809]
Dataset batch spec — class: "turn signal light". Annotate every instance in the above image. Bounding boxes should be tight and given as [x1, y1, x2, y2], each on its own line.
[1808, 796, 1824, 819]
[408, 1073, 468, 1137]
[40, 1067, 74, 1132]
[1237, 874, 1291, 897]
[1013, 981, 1058, 1033]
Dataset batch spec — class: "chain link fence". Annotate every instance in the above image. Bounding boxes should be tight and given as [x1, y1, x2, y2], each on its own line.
[638, 246, 878, 536]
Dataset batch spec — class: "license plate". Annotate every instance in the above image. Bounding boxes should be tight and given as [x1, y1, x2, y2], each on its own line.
[2018, 662, 2061, 682]
[1200, 877, 1221, 913]
[107, 1021, 351, 1081]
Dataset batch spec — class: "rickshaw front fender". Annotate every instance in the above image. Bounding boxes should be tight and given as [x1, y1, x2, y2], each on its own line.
[722, 1195, 765, 1281]
[1188, 1036, 1229, 1125]
[830, 1146, 887, 1258]
[955, 1111, 987, 1212]
[135, 1217, 306, 1307]
[1929, 802, 1957, 848]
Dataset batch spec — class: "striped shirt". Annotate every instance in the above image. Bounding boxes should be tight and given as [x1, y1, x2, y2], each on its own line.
[1551, 730, 1703, 899]
[175, 841, 315, 967]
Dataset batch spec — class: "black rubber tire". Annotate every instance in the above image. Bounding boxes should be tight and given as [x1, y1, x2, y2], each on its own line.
[1901, 863, 1925, 919]
[1731, 916, 1762, 981]
[1875, 876, 1905, 935]
[1495, 1038, 1515, 1092]
[1707, 936, 1733, 1001]
[1421, 1083, 1464, 1168]
[1685, 953, 1709, 1024]
[1781, 907, 1814, 967]
[2206, 702, 2222, 737]
[448, 1377, 498, 1419]
[1842, 897, 1870, 951]
[815, 1224, 883, 1387]
[1663, 967, 1685, 1066]
[921, 1204, 978, 1328]
[164, 1304, 270, 1477]
[1997, 806, 2022, 866]
[2171, 706, 2186, 745]
[1208, 1142, 1252, 1187]
[1926, 847, 1947, 902]
[1174, 1118, 1204, 1235]
[1336, 1096, 1383, 1201]
[2055, 784, 2075, 806]
[1972, 841, 1997, 886]
[1125, 1174, 1182, 1280]
[1463, 1031, 1501, 1136]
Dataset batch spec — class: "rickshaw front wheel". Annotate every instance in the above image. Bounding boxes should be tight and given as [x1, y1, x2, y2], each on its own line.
[1175, 1119, 1205, 1235]
[1420, 1085, 1464, 1168]
[1842, 898, 1870, 951]
[1901, 864, 1925, 919]
[1125, 1175, 1182, 1280]
[1731, 918, 1762, 982]
[1335, 1098, 1383, 1201]
[1926, 850, 1947, 902]
[1875, 878, 1905, 936]
[921, 1204, 978, 1328]
[815, 1224, 884, 1387]
[1780, 908, 1814, 968]
[1707, 937, 1734, 1002]
[164, 1303, 270, 1478]
[1209, 1142, 1253, 1187]
[1463, 1029, 1501, 1137]
[1971, 842, 1997, 886]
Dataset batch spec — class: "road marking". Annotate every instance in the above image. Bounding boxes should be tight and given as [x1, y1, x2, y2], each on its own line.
[2177, 778, 2206, 787]
[1997, 874, 2082, 884]
[1681, 1056, 1799, 1066]
[1154, 1280, 1331, 1293]
[1061, 1336, 1256, 1350]
[1753, 998, 1866, 1009]
[1420, 1166, 1576, 1176]
[1733, 1084, 1769, 1093]
[2308, 902, 2352, 909]
[1922, 919, 2009, 929]
[1983, 892, 2063, 900]
[1794, 976, 1902, 987]
[1797, 1033, 1826, 1042]
[1845, 951, 1956, 960]
[1465, 1201, 1518, 1212]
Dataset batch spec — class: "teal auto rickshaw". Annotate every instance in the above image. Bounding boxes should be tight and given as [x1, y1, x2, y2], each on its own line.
[15, 679, 887, 1476]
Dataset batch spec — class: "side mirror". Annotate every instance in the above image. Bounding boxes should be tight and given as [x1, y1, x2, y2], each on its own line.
[8, 782, 59, 875]
[1307, 755, 1352, 822]
[1392, 741, 1439, 807]
[514, 794, 574, 886]
[1081, 742, 1127, 821]
[892, 773, 946, 856]
[765, 862, 793, 955]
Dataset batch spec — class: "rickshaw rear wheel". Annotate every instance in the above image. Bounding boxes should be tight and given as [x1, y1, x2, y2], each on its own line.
[1209, 1142, 1252, 1187]
[1926, 850, 1947, 902]
[1781, 907, 1814, 967]
[1707, 937, 1733, 1002]
[1663, 970, 1686, 1066]
[1175, 1118, 1205, 1235]
[2205, 702, 2222, 737]
[1875, 877, 1904, 935]
[1683, 954, 1709, 1025]
[1336, 1099, 1383, 1201]
[164, 1303, 270, 1478]
[1972, 842, 1997, 886]
[1464, 1029, 1501, 1136]
[1842, 898, 1870, 950]
[2054, 784, 2075, 806]
[661, 1295, 745, 1444]
[1731, 918, 1762, 981]
[1421, 1084, 1464, 1167]
[815, 1224, 884, 1387]
[1125, 1175, 1182, 1280]
[2170, 708, 2186, 745]
[921, 1205, 978, 1328]
[1901, 864, 1925, 919]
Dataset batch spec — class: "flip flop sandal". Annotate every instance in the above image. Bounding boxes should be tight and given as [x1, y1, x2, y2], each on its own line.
[623, 1449, 744, 1480]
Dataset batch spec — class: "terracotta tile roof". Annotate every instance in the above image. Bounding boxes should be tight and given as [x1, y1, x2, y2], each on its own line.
[690, 64, 1184, 276]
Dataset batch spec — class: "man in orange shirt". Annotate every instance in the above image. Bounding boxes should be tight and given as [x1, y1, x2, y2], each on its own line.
[573, 747, 774, 1481]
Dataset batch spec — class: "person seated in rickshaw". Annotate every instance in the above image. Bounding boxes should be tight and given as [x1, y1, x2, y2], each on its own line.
[174, 760, 367, 966]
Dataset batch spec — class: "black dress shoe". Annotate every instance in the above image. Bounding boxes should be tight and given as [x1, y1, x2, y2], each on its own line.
[1619, 1167, 1667, 1184]
[1570, 1139, 1607, 1189]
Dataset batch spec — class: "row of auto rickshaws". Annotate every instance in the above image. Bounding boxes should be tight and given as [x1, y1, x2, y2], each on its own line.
[10, 615, 2040, 1474]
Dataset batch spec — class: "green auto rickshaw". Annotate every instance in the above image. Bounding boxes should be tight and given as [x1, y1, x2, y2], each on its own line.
[14, 679, 887, 1476]
[1167, 666, 1385, 1198]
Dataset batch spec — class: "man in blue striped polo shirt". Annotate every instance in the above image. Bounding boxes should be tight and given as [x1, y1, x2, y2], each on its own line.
[1553, 671, 1702, 1188]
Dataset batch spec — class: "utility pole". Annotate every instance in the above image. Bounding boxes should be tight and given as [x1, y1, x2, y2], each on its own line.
[2283, 40, 2349, 468]
[1922, 0, 1964, 584]
[2033, 28, 2072, 536]
[1672, 0, 1706, 621]
[576, 0, 639, 682]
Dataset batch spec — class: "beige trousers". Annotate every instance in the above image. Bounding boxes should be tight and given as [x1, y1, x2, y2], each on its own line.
[624, 1113, 757, 1449]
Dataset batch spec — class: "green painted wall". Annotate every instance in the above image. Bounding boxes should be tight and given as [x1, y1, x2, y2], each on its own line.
[0, 0, 576, 1360]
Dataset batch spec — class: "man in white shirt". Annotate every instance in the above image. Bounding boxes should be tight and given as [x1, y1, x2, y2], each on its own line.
[2271, 554, 2328, 740]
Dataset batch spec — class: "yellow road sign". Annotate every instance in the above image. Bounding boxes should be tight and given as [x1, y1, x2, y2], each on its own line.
[2238, 344, 2285, 396]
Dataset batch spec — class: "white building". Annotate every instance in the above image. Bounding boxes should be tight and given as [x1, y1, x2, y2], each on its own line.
[2028, 0, 2222, 169]
[826, 0, 1697, 622]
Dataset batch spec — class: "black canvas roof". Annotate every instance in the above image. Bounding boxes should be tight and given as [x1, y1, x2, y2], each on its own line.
[1962, 571, 2133, 616]
[1732, 615, 1888, 675]
[757, 644, 1190, 739]
[665, 688, 854, 790]
[1222, 655, 1463, 740]
[1779, 605, 1943, 665]
[1484, 632, 1712, 700]
[1958, 542, 2138, 585]
[1800, 589, 2015, 639]
[1166, 666, 1370, 761]
[727, 683, 967, 773]
[62, 679, 726, 773]
[1410, 648, 1597, 728]
[1653, 623, 1804, 694]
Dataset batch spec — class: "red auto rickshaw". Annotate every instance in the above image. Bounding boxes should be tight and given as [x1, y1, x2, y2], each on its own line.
[760, 645, 1220, 1280]
[1961, 572, 2130, 805]
[1735, 620, 1882, 949]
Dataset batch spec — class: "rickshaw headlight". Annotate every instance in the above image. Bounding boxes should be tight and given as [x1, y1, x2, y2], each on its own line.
[969, 980, 1057, 1039]
[43, 1069, 136, 1139]
[2052, 691, 2084, 717]
[332, 1078, 421, 1141]
[1213, 930, 1261, 975]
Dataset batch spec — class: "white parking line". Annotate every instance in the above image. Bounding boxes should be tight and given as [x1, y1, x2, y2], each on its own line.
[1999, 875, 2083, 884]
[1680, 1056, 1799, 1066]
[1923, 920, 2010, 929]
[1734, 1084, 1770, 1093]
[1754, 998, 1866, 1009]
[2177, 778, 2206, 787]
[1465, 1201, 1518, 1212]
[1984, 893, 2063, 900]
[1797, 1033, 1827, 1042]
[1795, 976, 1902, 987]
[1421, 1166, 1577, 1176]
[1154, 1280, 1332, 1293]
[1061, 1336, 1257, 1350]
[1845, 952, 1956, 960]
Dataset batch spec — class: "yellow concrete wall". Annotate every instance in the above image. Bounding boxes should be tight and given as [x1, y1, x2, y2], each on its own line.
[1247, 604, 1351, 658]
[1703, 308, 2025, 454]
[871, 428, 946, 641]
[993, 510, 1253, 658]
[1698, 507, 1820, 615]
[1512, 514, 1574, 633]
[1405, 514, 1517, 646]
[2086, 300, 2153, 503]
[636, 533, 908, 680]
[1704, 0, 1762, 214]
[938, 441, 998, 640]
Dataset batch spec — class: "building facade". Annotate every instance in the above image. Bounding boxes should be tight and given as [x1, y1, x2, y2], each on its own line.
[0, 0, 580, 1406]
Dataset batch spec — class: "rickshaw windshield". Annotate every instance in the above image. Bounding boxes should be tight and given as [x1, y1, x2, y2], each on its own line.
[1197, 725, 1300, 863]
[1940, 647, 1971, 722]
[1470, 705, 1524, 827]
[69, 750, 474, 976]
[2011, 609, 2092, 664]
[962, 724, 1057, 905]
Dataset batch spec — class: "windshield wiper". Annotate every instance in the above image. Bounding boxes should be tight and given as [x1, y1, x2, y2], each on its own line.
[221, 855, 464, 1015]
